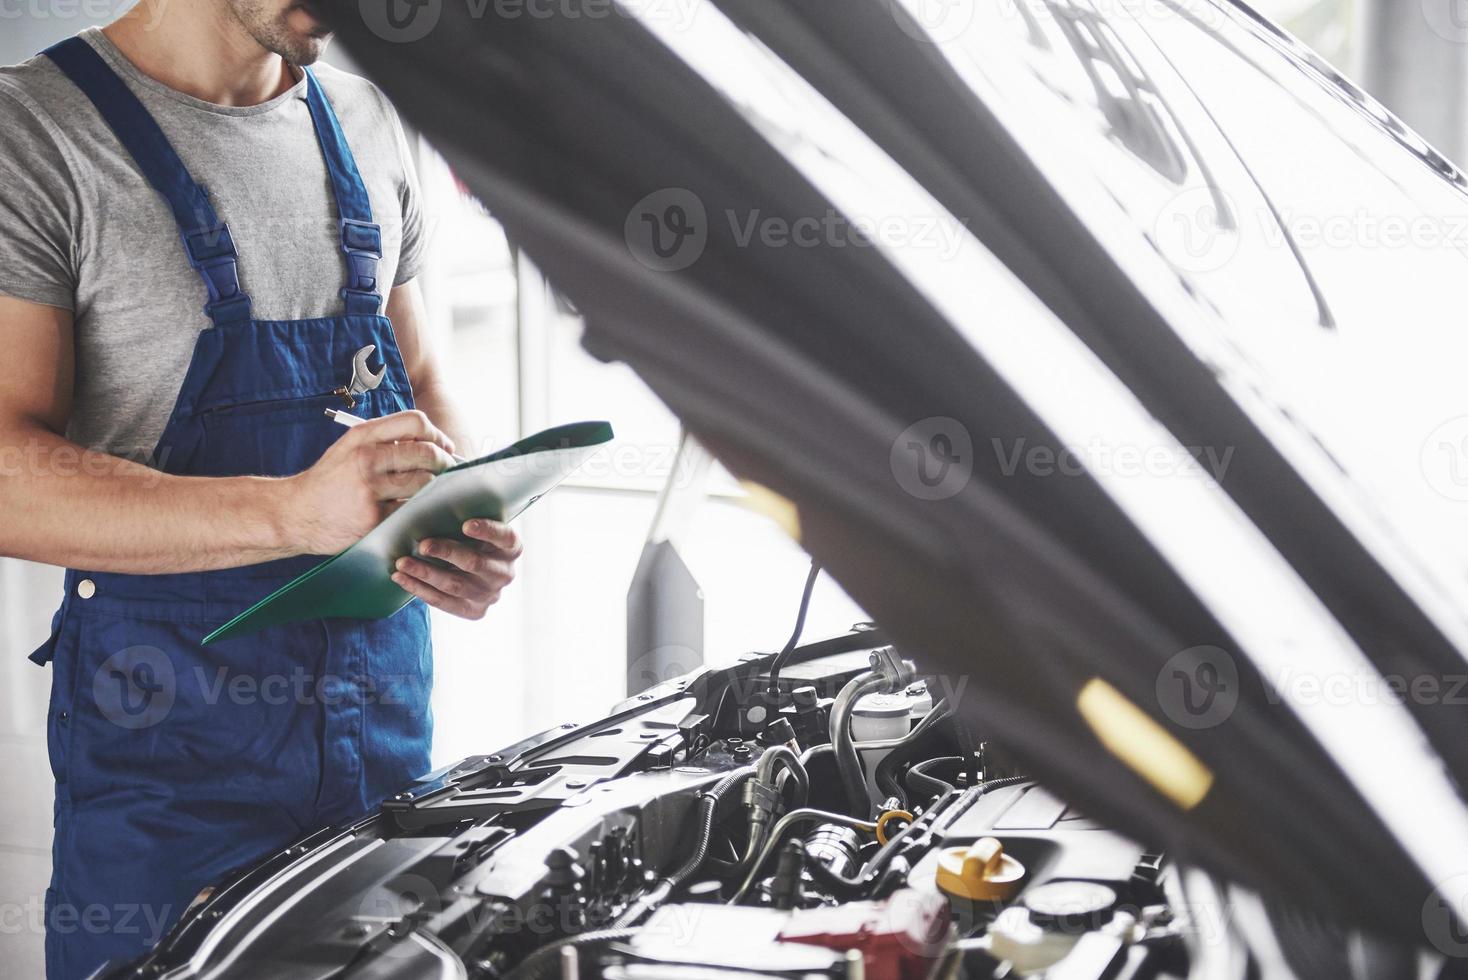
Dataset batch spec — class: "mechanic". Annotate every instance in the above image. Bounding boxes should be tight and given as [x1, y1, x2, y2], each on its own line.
[0, 3, 521, 976]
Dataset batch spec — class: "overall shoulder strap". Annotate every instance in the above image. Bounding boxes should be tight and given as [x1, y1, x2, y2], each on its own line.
[43, 36, 253, 328]
[302, 69, 384, 317]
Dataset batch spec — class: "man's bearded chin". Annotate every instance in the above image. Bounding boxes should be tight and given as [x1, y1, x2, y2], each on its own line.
[237, 1, 335, 65]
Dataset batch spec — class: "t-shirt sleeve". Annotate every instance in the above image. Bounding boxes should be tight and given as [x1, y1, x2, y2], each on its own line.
[0, 86, 79, 311]
[384, 96, 426, 287]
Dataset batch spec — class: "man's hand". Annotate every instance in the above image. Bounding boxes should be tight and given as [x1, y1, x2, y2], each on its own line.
[392, 519, 522, 620]
[282, 410, 457, 555]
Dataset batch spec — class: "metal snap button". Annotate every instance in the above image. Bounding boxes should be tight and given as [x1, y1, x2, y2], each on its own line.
[77, 579, 96, 599]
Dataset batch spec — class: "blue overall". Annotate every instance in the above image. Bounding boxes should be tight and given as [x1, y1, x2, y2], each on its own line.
[31, 38, 433, 979]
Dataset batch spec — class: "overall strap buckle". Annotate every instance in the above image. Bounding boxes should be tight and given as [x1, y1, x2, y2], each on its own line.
[339, 217, 383, 316]
[181, 223, 252, 326]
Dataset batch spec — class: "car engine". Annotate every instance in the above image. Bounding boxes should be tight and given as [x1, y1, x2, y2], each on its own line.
[112, 630, 1196, 980]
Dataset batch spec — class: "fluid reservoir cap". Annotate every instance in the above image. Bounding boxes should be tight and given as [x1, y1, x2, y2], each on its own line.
[852, 693, 912, 742]
[1020, 880, 1118, 933]
[853, 693, 911, 718]
[935, 837, 1025, 902]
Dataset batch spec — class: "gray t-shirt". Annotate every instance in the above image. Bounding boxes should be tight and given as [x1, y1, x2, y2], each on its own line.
[0, 28, 425, 461]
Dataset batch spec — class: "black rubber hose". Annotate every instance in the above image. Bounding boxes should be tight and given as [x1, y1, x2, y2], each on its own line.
[831, 671, 888, 815]
[950, 714, 978, 785]
[872, 717, 949, 807]
[869, 701, 951, 809]
[674, 769, 756, 886]
[758, 744, 809, 810]
[765, 558, 821, 695]
[875, 753, 905, 805]
[906, 756, 960, 803]
[616, 768, 755, 927]
[801, 790, 959, 899]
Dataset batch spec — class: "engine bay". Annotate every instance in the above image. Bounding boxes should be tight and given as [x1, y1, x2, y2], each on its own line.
[114, 631, 1194, 980]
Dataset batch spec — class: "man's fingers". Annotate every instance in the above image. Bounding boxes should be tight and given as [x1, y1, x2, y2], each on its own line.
[369, 468, 434, 501]
[348, 409, 456, 455]
[461, 519, 523, 558]
[361, 439, 456, 476]
[415, 538, 516, 581]
[395, 555, 493, 601]
[391, 568, 492, 620]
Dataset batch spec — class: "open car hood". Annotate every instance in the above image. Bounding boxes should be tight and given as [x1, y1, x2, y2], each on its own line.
[322, 0, 1468, 942]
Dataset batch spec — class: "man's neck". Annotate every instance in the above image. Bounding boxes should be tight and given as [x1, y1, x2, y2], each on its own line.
[102, 2, 297, 107]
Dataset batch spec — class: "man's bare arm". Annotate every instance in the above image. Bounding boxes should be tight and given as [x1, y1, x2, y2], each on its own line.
[384, 279, 473, 452]
[0, 294, 455, 573]
[384, 280, 521, 619]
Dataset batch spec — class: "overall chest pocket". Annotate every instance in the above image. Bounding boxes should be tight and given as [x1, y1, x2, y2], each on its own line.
[191, 394, 346, 478]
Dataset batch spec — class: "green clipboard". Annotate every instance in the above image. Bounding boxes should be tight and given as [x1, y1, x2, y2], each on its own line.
[203, 421, 614, 644]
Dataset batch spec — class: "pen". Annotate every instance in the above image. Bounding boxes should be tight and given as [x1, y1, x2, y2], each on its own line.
[325, 408, 466, 463]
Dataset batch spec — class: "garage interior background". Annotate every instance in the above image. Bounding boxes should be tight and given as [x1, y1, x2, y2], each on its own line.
[0, 0, 1461, 970]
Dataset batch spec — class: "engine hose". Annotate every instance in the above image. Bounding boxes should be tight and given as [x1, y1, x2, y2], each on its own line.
[799, 743, 833, 768]
[872, 701, 954, 807]
[734, 744, 812, 876]
[756, 744, 809, 809]
[830, 671, 889, 816]
[729, 809, 878, 904]
[500, 927, 638, 980]
[615, 768, 755, 927]
[906, 756, 961, 803]
[802, 804, 929, 898]
[950, 713, 978, 785]
[802, 787, 967, 900]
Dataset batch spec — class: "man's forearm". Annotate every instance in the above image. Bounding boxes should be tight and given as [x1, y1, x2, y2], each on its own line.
[0, 423, 297, 574]
[413, 379, 475, 458]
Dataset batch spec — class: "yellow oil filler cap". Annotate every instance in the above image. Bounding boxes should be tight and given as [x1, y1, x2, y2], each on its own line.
[935, 837, 1026, 901]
